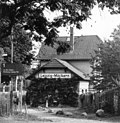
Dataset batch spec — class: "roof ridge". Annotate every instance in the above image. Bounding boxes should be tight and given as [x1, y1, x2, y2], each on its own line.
[58, 35, 99, 38]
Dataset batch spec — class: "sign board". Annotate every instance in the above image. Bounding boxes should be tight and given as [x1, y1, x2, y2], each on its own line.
[1, 63, 24, 76]
[35, 73, 71, 79]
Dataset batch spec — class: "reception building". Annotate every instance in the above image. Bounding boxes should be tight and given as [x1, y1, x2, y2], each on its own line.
[27, 28, 102, 94]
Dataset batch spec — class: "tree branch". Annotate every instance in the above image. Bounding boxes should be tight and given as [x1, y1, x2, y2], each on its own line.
[111, 76, 120, 87]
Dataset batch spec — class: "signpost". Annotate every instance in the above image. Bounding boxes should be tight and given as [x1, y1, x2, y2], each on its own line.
[1, 63, 24, 114]
[1, 63, 24, 76]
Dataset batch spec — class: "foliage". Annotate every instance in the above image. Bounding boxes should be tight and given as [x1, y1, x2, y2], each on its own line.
[0, 0, 96, 39]
[91, 25, 120, 90]
[1, 0, 120, 39]
[56, 41, 71, 55]
[1, 0, 116, 45]
[26, 78, 79, 107]
[97, 0, 120, 14]
[0, 24, 33, 85]
[90, 50, 103, 90]
[0, 24, 33, 65]
[0, 0, 120, 58]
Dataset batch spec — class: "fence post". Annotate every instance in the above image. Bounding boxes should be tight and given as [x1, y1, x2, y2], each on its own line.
[10, 79, 13, 115]
[20, 76, 23, 113]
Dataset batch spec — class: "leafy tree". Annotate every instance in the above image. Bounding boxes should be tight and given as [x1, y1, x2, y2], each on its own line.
[0, 0, 94, 65]
[91, 25, 120, 90]
[1, 24, 33, 65]
[0, 24, 33, 85]
[90, 50, 103, 90]
[0, 0, 120, 59]
[1, 0, 119, 45]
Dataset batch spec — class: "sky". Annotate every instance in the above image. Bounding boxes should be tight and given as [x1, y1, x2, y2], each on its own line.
[31, 5, 120, 67]
[57, 5, 120, 41]
[32, 5, 120, 57]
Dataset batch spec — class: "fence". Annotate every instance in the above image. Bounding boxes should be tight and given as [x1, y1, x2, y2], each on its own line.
[99, 87, 120, 115]
[0, 92, 10, 116]
[79, 87, 120, 115]
[79, 92, 95, 113]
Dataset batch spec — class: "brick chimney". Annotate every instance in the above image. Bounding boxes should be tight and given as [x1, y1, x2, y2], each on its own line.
[70, 26, 74, 52]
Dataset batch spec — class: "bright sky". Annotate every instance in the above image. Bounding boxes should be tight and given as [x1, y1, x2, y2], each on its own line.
[32, 5, 120, 56]
[57, 5, 120, 41]
[31, 5, 120, 67]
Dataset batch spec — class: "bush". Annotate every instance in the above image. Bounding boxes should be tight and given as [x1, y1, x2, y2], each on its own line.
[27, 78, 79, 107]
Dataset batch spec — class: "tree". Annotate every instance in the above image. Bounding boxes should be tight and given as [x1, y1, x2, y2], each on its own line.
[0, 23, 33, 65]
[1, 0, 120, 61]
[1, 0, 120, 46]
[0, 0, 95, 41]
[0, 23, 34, 85]
[91, 25, 120, 90]
[0, 0, 95, 66]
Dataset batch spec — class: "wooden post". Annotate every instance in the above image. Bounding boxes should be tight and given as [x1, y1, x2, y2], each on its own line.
[10, 27, 14, 115]
[15, 76, 18, 92]
[0, 68, 1, 84]
[20, 76, 23, 112]
[10, 78, 13, 115]
[46, 99, 48, 108]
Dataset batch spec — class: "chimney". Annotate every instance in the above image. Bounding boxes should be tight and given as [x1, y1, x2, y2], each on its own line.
[70, 26, 74, 52]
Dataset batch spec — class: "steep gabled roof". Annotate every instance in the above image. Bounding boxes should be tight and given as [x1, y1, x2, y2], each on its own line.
[37, 35, 102, 60]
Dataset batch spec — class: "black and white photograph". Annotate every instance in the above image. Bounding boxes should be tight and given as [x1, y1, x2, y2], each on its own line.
[0, 0, 120, 123]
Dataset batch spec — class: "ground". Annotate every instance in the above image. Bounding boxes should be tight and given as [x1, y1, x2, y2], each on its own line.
[0, 107, 120, 123]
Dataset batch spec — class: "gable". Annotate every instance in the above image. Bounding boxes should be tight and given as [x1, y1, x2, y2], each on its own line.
[37, 35, 102, 60]
[42, 59, 66, 68]
[27, 58, 90, 80]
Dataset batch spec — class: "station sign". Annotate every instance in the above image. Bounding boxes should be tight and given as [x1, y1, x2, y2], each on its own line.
[1, 63, 24, 76]
[35, 73, 71, 79]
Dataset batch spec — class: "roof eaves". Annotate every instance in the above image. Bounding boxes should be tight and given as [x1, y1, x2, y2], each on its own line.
[55, 58, 90, 80]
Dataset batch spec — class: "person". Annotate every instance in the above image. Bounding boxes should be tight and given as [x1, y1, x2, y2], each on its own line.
[13, 95, 19, 112]
[80, 89, 85, 108]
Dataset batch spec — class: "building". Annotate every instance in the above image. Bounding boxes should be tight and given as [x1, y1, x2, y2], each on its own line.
[27, 28, 102, 95]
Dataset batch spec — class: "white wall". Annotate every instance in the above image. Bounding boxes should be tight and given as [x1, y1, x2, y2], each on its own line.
[78, 81, 89, 95]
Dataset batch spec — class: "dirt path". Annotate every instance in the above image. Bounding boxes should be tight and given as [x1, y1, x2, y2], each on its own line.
[0, 108, 120, 123]
[27, 108, 109, 123]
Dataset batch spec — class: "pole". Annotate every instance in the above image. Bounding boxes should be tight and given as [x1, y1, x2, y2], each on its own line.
[10, 27, 14, 115]
[20, 76, 23, 112]
[15, 76, 18, 92]
[11, 38, 13, 64]
[0, 66, 2, 84]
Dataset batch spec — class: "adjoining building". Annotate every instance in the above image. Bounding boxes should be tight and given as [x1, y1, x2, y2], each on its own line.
[27, 27, 102, 95]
